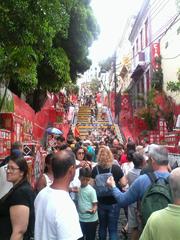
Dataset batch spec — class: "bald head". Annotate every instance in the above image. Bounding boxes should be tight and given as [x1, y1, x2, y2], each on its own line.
[52, 150, 75, 179]
[169, 167, 180, 202]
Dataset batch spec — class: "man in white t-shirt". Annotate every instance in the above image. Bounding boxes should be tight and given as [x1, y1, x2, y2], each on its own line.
[35, 150, 82, 240]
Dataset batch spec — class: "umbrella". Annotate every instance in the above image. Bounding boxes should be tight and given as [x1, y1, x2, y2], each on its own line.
[46, 127, 63, 135]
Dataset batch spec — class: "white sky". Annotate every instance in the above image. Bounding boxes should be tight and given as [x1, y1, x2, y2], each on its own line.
[89, 0, 144, 64]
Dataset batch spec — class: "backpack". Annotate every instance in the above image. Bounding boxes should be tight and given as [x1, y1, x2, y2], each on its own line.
[94, 166, 112, 197]
[141, 172, 172, 227]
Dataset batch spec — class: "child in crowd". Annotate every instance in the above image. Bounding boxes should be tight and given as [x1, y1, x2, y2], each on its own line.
[77, 168, 98, 240]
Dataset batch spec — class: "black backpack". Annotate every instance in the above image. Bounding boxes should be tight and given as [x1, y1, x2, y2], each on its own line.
[141, 172, 172, 227]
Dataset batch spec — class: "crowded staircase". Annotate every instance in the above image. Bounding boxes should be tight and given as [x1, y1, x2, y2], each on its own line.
[77, 105, 124, 143]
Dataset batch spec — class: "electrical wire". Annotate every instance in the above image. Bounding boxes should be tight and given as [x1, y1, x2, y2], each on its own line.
[115, 13, 180, 67]
[162, 53, 180, 60]
[130, 0, 170, 42]
[150, 0, 170, 20]
[116, 0, 170, 51]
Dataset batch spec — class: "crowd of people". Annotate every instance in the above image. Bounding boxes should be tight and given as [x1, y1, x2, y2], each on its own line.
[0, 113, 180, 239]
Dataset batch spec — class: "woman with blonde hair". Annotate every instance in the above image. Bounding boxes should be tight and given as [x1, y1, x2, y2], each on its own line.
[91, 146, 126, 240]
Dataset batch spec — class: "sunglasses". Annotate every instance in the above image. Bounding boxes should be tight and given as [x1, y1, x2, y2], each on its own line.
[4, 166, 20, 172]
[78, 152, 85, 155]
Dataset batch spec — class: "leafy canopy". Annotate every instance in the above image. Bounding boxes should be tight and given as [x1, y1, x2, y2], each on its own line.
[0, 0, 99, 99]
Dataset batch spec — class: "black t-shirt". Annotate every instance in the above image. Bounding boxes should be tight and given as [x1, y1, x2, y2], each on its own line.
[0, 180, 35, 240]
[91, 164, 124, 205]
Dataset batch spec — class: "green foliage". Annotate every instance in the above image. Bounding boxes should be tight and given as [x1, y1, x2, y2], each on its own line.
[0, 46, 38, 94]
[140, 130, 149, 136]
[0, 95, 14, 112]
[167, 81, 180, 92]
[0, 0, 71, 94]
[0, 0, 99, 110]
[0, 87, 14, 112]
[89, 79, 100, 94]
[58, 0, 100, 81]
[137, 89, 175, 131]
[137, 88, 159, 130]
[38, 48, 71, 91]
[167, 68, 180, 92]
[99, 56, 114, 72]
[151, 57, 163, 91]
[65, 83, 79, 95]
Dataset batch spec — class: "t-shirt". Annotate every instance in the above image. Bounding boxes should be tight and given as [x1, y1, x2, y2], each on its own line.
[119, 153, 128, 165]
[69, 160, 81, 200]
[127, 168, 141, 186]
[91, 164, 124, 205]
[35, 187, 82, 240]
[140, 204, 180, 240]
[77, 184, 98, 222]
[43, 173, 53, 187]
[121, 161, 134, 176]
[0, 180, 35, 240]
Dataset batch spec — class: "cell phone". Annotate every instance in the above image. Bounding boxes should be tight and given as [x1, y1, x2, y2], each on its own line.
[86, 210, 93, 214]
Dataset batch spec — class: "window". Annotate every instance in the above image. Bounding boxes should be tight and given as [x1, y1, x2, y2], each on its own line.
[145, 19, 148, 47]
[140, 30, 143, 50]
[133, 47, 135, 58]
[136, 38, 139, 53]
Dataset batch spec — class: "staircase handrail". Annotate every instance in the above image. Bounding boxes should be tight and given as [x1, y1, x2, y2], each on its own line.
[107, 107, 126, 144]
[118, 125, 126, 144]
[107, 108, 113, 125]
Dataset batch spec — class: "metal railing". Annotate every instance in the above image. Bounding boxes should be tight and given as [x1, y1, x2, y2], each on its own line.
[107, 107, 126, 144]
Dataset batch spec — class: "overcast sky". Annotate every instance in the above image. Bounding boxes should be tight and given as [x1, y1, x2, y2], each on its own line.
[89, 0, 144, 64]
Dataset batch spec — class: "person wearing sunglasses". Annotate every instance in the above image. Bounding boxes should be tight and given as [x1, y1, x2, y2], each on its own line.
[0, 155, 35, 240]
[69, 147, 91, 204]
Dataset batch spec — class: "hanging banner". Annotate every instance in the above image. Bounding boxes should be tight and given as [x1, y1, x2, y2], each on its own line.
[151, 43, 160, 69]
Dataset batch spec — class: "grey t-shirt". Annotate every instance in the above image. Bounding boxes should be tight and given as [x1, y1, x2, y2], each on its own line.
[127, 168, 141, 186]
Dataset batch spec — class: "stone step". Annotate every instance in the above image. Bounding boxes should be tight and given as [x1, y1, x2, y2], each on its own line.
[79, 121, 109, 124]
[78, 113, 91, 115]
[79, 125, 111, 129]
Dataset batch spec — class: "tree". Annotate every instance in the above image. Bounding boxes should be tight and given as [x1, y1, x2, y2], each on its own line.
[137, 88, 175, 131]
[89, 78, 100, 95]
[0, 0, 99, 111]
[99, 56, 114, 72]
[55, 0, 100, 81]
[167, 68, 180, 92]
[65, 83, 79, 96]
[0, 0, 70, 92]
[151, 57, 163, 91]
[98, 56, 114, 107]
[137, 88, 159, 130]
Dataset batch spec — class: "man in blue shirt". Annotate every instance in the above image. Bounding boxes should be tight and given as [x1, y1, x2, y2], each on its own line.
[107, 144, 170, 207]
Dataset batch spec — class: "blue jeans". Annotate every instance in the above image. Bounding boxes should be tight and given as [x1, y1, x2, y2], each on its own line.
[98, 203, 120, 240]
